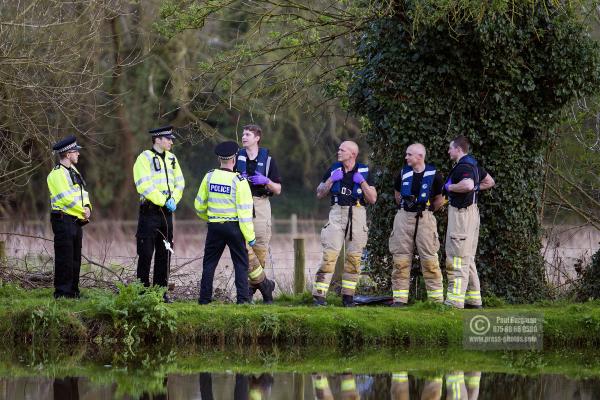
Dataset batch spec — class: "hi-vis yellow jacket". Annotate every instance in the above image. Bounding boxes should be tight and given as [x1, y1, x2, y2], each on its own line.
[195, 168, 255, 242]
[133, 150, 185, 206]
[47, 164, 91, 220]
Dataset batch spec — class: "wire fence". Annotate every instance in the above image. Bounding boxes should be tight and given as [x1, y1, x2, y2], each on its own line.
[0, 218, 598, 300]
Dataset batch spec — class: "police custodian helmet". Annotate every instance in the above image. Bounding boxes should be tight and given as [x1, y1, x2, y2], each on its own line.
[149, 125, 176, 139]
[215, 141, 239, 160]
[52, 135, 82, 154]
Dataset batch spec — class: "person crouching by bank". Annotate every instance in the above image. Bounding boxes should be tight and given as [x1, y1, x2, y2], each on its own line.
[312, 141, 377, 307]
[195, 141, 256, 305]
[47, 135, 91, 299]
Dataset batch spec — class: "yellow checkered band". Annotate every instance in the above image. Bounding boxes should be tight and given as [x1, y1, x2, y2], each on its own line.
[465, 291, 481, 300]
[428, 289, 444, 299]
[465, 375, 481, 387]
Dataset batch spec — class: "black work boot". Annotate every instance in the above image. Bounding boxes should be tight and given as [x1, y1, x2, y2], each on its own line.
[258, 278, 276, 304]
[313, 296, 327, 306]
[390, 302, 407, 308]
[464, 304, 483, 309]
[342, 294, 355, 308]
[249, 285, 258, 299]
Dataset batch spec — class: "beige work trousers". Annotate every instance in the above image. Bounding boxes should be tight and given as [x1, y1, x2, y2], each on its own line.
[445, 204, 482, 308]
[313, 205, 368, 297]
[247, 196, 271, 286]
[388, 209, 443, 303]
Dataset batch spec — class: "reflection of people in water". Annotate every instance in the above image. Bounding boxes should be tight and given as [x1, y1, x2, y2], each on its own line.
[312, 374, 334, 400]
[54, 377, 79, 400]
[445, 372, 467, 400]
[421, 374, 443, 400]
[139, 377, 168, 400]
[200, 372, 274, 400]
[390, 372, 409, 400]
[465, 372, 481, 400]
[340, 372, 360, 400]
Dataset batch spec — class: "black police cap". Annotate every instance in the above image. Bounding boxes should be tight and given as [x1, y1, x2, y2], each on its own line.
[52, 135, 82, 153]
[214, 141, 239, 159]
[149, 125, 176, 139]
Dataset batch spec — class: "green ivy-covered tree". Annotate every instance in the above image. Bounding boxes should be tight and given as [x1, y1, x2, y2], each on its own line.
[349, 1, 600, 302]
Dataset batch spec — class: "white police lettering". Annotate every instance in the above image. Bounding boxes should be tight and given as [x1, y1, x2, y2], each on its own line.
[209, 184, 231, 194]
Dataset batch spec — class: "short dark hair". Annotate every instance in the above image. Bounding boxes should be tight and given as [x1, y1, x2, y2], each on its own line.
[451, 135, 470, 153]
[243, 124, 262, 137]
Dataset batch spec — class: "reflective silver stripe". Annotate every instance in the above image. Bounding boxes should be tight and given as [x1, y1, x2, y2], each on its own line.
[237, 203, 253, 209]
[143, 151, 154, 163]
[195, 195, 205, 204]
[209, 206, 236, 213]
[237, 155, 247, 162]
[402, 170, 413, 180]
[64, 200, 78, 210]
[231, 176, 238, 202]
[141, 187, 156, 198]
[211, 197, 235, 205]
[423, 169, 436, 177]
[266, 155, 272, 177]
[153, 178, 168, 185]
[357, 167, 368, 173]
[175, 175, 184, 182]
[239, 217, 253, 223]
[135, 176, 152, 186]
[61, 167, 73, 186]
[51, 188, 76, 203]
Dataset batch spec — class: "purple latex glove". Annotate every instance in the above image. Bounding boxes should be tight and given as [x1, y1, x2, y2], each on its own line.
[248, 172, 270, 185]
[330, 168, 343, 182]
[353, 172, 365, 184]
[444, 178, 452, 193]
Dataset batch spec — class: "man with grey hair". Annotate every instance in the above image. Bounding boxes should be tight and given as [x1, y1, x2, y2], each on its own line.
[388, 143, 445, 306]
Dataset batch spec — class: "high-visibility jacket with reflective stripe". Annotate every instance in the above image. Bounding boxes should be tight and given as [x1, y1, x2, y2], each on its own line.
[47, 164, 91, 220]
[194, 168, 255, 242]
[133, 149, 185, 206]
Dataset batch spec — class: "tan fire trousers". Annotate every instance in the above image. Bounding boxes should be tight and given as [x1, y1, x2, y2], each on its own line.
[445, 204, 482, 308]
[390, 372, 442, 400]
[388, 209, 443, 303]
[247, 196, 271, 287]
[313, 205, 368, 297]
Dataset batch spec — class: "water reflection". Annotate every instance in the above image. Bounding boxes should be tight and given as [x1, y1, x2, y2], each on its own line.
[2, 370, 600, 399]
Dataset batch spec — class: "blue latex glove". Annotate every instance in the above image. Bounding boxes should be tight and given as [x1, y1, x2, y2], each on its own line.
[330, 168, 343, 182]
[165, 198, 176, 212]
[353, 172, 365, 184]
[248, 239, 256, 247]
[444, 179, 452, 193]
[248, 172, 270, 185]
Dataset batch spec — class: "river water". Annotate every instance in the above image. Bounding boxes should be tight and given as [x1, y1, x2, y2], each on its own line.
[2, 370, 600, 399]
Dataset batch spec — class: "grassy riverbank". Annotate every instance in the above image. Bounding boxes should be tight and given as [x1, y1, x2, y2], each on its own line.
[1, 283, 599, 349]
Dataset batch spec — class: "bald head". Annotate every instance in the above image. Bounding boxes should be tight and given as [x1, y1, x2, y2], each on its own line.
[405, 143, 426, 170]
[337, 140, 359, 163]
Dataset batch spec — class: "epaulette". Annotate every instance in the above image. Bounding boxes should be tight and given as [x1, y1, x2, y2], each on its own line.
[53, 165, 61, 170]
[208, 169, 215, 173]
[236, 172, 246, 181]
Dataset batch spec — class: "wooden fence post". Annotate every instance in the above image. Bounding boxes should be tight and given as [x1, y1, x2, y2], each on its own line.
[293, 238, 305, 294]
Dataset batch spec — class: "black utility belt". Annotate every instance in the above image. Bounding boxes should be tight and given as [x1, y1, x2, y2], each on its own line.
[50, 211, 89, 226]
[139, 202, 170, 214]
[400, 206, 429, 213]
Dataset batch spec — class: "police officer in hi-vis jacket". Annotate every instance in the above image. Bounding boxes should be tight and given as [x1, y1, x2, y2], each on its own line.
[133, 125, 185, 303]
[47, 135, 91, 299]
[195, 141, 256, 304]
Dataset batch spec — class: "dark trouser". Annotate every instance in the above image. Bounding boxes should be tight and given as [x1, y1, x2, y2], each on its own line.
[51, 213, 83, 299]
[199, 222, 250, 304]
[53, 377, 79, 400]
[136, 206, 173, 288]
